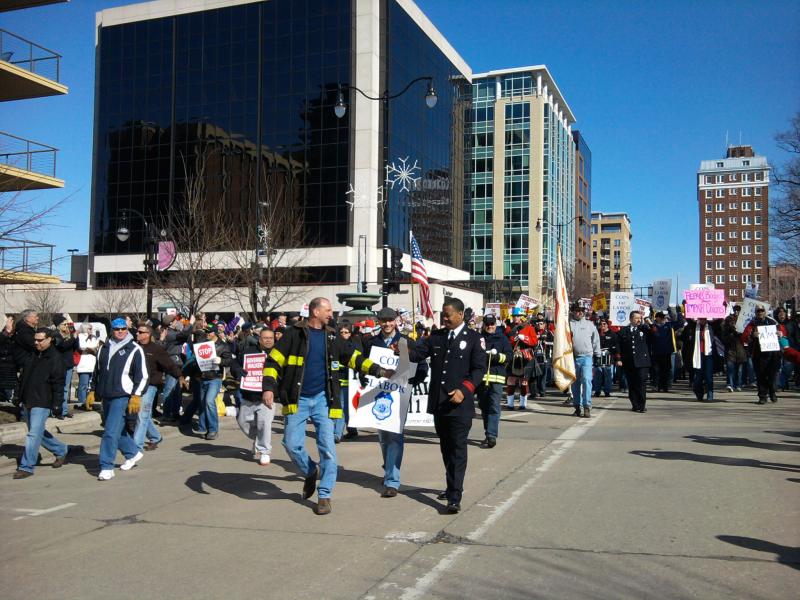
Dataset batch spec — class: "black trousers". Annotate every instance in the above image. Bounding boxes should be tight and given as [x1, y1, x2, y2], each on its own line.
[653, 355, 672, 391]
[625, 366, 650, 410]
[754, 352, 780, 401]
[433, 413, 471, 504]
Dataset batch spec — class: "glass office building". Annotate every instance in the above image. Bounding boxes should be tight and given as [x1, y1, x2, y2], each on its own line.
[90, 0, 471, 288]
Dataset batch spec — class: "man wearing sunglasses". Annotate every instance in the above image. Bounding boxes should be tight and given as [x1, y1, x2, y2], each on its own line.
[13, 328, 81, 479]
[93, 316, 149, 480]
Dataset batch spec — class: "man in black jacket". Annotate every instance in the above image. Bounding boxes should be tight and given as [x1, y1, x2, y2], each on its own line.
[617, 311, 654, 413]
[14, 328, 76, 479]
[478, 314, 512, 448]
[409, 297, 487, 513]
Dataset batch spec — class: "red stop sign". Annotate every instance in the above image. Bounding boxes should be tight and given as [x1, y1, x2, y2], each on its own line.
[197, 344, 213, 360]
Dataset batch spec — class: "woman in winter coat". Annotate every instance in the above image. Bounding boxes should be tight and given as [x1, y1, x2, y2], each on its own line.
[75, 323, 102, 410]
[721, 315, 747, 392]
[0, 316, 18, 404]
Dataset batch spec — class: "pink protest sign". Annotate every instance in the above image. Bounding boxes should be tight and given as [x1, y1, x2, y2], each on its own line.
[683, 289, 726, 319]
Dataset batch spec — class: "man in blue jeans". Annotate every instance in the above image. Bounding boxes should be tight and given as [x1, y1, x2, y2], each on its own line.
[14, 328, 81, 479]
[568, 303, 601, 418]
[263, 297, 389, 515]
[94, 317, 149, 481]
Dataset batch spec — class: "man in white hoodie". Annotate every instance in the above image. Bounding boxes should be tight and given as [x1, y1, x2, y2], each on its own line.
[568, 303, 601, 418]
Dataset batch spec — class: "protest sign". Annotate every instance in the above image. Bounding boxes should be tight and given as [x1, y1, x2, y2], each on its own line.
[683, 289, 726, 319]
[757, 325, 780, 352]
[193, 341, 218, 372]
[515, 294, 539, 312]
[240, 353, 267, 392]
[484, 303, 501, 318]
[635, 298, 652, 318]
[579, 297, 592, 310]
[591, 293, 607, 312]
[690, 283, 714, 290]
[609, 292, 636, 326]
[652, 279, 672, 311]
[735, 298, 770, 333]
[299, 303, 309, 317]
[744, 283, 759, 299]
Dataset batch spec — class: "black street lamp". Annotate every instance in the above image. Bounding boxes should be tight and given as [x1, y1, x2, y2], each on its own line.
[334, 76, 437, 307]
[535, 215, 584, 298]
[116, 208, 162, 319]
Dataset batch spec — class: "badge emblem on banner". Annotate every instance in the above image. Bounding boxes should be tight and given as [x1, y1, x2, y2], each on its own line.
[372, 392, 394, 420]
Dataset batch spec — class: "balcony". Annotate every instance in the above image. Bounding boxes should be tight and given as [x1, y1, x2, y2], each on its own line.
[0, 131, 63, 190]
[0, 28, 67, 101]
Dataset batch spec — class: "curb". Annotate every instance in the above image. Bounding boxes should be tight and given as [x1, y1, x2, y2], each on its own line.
[0, 410, 102, 445]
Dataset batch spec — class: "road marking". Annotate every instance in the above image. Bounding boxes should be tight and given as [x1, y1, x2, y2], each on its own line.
[398, 401, 613, 600]
[12, 502, 76, 521]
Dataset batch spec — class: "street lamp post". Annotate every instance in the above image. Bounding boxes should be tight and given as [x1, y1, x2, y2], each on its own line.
[334, 76, 437, 308]
[116, 208, 161, 319]
[535, 215, 584, 301]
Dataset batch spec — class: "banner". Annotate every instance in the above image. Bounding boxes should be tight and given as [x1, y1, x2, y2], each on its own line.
[591, 293, 607, 312]
[347, 339, 427, 432]
[551, 247, 576, 391]
[484, 303, 501, 318]
[683, 289, 726, 319]
[193, 341, 218, 372]
[736, 298, 770, 333]
[651, 279, 672, 311]
[515, 294, 539, 312]
[609, 292, 636, 326]
[757, 325, 780, 352]
[240, 352, 266, 392]
[635, 298, 652, 318]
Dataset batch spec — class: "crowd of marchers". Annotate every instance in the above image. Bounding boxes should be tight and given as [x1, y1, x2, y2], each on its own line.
[1, 298, 798, 516]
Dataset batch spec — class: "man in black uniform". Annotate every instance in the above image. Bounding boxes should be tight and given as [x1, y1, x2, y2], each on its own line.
[409, 297, 486, 513]
[616, 310, 653, 413]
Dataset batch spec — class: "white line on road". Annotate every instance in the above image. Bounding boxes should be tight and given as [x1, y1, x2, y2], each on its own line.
[398, 401, 614, 600]
[12, 502, 76, 521]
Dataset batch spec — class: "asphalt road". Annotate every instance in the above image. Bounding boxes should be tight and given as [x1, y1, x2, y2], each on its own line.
[0, 380, 797, 600]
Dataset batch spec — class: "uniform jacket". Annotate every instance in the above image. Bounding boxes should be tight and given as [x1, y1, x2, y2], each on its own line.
[617, 324, 654, 369]
[18, 344, 66, 411]
[409, 325, 487, 417]
[94, 333, 149, 399]
[480, 329, 513, 385]
[262, 321, 382, 418]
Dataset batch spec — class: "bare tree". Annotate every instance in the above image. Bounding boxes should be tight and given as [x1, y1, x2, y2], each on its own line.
[91, 288, 144, 320]
[771, 112, 800, 265]
[19, 287, 64, 326]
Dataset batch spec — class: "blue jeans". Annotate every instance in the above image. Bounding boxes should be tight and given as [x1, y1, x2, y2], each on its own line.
[333, 388, 348, 441]
[693, 354, 715, 400]
[183, 378, 221, 434]
[282, 391, 337, 499]
[134, 385, 162, 451]
[778, 359, 794, 389]
[378, 429, 404, 489]
[99, 396, 139, 470]
[19, 406, 67, 473]
[161, 372, 181, 418]
[726, 361, 744, 389]
[571, 355, 594, 409]
[62, 368, 74, 415]
[478, 382, 503, 439]
[592, 365, 613, 396]
[77, 372, 92, 405]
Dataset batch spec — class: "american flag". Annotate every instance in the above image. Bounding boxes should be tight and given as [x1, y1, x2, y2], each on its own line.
[410, 232, 434, 318]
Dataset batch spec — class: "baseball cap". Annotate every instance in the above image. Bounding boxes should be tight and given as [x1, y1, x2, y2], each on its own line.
[483, 314, 497, 326]
[111, 317, 127, 329]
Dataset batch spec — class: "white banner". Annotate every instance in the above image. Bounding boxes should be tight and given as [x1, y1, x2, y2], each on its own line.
[193, 341, 218, 372]
[652, 279, 672, 311]
[735, 298, 771, 333]
[515, 294, 539, 311]
[609, 292, 636, 326]
[744, 283, 759, 299]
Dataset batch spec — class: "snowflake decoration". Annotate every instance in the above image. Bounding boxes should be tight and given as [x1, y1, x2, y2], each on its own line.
[385, 156, 421, 192]
[345, 183, 384, 211]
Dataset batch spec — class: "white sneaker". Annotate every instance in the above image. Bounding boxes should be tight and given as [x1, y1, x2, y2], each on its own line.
[726, 386, 734, 392]
[98, 469, 115, 481]
[259, 454, 271, 466]
[120, 451, 144, 471]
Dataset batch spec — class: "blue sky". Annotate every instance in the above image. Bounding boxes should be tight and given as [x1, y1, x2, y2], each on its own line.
[2, 0, 799, 299]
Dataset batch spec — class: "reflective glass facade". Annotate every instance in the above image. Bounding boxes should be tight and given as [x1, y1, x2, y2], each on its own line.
[92, 0, 351, 257]
[467, 80, 494, 279]
[384, 0, 469, 267]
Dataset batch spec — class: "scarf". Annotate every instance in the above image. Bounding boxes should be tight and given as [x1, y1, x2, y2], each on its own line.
[692, 323, 711, 369]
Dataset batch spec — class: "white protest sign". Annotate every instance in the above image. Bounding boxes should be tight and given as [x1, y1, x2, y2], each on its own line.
[515, 294, 539, 311]
[735, 298, 770, 333]
[757, 325, 780, 352]
[240, 352, 266, 392]
[484, 303, 501, 318]
[193, 341, 218, 372]
[744, 283, 759, 299]
[635, 298, 652, 318]
[609, 292, 636, 326]
[347, 339, 416, 433]
[652, 279, 672, 311]
[407, 366, 433, 427]
[299, 303, 309, 318]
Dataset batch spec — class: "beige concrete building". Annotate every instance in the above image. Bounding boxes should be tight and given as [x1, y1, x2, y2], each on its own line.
[591, 211, 632, 294]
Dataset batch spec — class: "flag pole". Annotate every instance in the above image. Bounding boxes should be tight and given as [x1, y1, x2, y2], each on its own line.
[409, 230, 417, 340]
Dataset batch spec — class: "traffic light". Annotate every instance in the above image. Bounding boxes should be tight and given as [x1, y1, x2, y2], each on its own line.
[387, 247, 403, 294]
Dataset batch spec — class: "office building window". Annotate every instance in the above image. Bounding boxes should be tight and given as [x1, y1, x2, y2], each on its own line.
[716, 246, 724, 255]
[715, 275, 725, 284]
[715, 260, 724, 269]
[715, 231, 725, 241]
[755, 186, 762, 196]
[715, 189, 724, 198]
[705, 204, 712, 213]
[742, 202, 751, 210]
[715, 217, 723, 226]
[742, 187, 751, 196]
[755, 244, 762, 253]
[715, 203, 724, 211]
[704, 190, 712, 199]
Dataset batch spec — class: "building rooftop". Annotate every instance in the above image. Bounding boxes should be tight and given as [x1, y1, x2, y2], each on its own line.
[591, 211, 630, 222]
[699, 153, 769, 172]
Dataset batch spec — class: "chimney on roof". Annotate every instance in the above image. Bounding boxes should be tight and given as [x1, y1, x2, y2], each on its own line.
[726, 145, 755, 159]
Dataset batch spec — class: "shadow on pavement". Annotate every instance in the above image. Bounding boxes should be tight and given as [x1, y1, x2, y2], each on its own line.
[685, 435, 800, 452]
[764, 430, 800, 438]
[184, 470, 309, 507]
[181, 442, 251, 460]
[717, 535, 800, 570]
[630, 450, 800, 473]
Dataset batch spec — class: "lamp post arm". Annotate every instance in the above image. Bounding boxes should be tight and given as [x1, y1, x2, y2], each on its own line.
[341, 76, 432, 102]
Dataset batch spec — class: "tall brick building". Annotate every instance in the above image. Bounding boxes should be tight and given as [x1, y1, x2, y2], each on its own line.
[697, 146, 770, 302]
